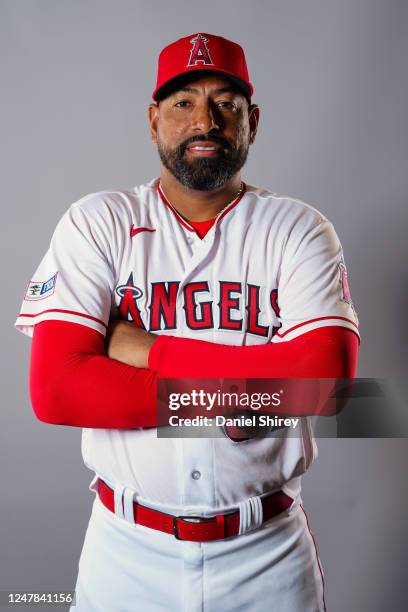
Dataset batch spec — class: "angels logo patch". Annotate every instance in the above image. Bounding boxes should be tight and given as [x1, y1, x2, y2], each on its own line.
[24, 272, 58, 301]
[187, 34, 213, 67]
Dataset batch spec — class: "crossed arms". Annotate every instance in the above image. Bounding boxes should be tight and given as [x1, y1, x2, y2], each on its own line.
[29, 319, 359, 428]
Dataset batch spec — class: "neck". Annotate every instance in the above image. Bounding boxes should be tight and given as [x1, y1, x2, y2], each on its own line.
[158, 167, 243, 222]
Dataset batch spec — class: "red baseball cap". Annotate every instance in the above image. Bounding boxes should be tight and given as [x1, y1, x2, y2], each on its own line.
[152, 33, 254, 101]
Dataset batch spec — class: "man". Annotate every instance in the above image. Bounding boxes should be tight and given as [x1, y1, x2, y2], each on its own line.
[16, 33, 359, 611]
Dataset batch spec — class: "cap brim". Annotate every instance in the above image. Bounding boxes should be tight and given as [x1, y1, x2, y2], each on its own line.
[153, 69, 252, 101]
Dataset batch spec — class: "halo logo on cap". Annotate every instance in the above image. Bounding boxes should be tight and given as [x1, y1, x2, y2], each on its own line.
[152, 32, 254, 101]
[187, 34, 214, 67]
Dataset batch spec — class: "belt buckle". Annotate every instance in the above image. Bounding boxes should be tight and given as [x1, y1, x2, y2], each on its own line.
[172, 515, 216, 541]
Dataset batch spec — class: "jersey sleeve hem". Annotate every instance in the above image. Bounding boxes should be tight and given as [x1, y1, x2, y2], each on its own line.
[15, 309, 108, 338]
[274, 316, 360, 343]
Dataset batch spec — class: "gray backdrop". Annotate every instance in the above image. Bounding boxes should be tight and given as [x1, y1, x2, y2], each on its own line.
[1, 1, 407, 610]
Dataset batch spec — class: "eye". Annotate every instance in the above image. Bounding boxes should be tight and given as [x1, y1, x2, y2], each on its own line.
[174, 100, 191, 108]
[216, 101, 237, 110]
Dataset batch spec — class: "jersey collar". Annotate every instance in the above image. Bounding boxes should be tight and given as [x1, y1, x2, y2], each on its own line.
[157, 180, 247, 233]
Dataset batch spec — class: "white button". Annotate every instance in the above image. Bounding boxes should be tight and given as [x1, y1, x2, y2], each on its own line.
[191, 470, 201, 480]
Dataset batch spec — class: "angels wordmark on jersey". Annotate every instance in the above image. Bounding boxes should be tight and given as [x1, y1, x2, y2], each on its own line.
[15, 178, 359, 510]
[115, 272, 281, 337]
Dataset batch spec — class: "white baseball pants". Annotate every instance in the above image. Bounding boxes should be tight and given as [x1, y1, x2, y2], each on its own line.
[70, 494, 326, 612]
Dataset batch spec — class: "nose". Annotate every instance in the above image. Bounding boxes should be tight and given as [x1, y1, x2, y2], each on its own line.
[191, 100, 220, 133]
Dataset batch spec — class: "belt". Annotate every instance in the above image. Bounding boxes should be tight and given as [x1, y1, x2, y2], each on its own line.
[96, 478, 293, 542]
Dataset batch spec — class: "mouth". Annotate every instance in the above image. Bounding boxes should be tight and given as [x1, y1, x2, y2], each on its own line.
[185, 141, 223, 157]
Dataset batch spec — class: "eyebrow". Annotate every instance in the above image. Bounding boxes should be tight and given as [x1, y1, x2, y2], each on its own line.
[174, 85, 239, 96]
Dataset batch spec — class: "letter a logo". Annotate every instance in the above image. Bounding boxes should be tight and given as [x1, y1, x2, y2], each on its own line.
[187, 34, 213, 67]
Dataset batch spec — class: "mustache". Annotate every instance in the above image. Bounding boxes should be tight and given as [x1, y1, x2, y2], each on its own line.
[179, 134, 233, 153]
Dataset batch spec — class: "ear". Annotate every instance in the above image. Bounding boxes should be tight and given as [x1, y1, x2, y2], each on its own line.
[247, 104, 260, 145]
[148, 103, 160, 144]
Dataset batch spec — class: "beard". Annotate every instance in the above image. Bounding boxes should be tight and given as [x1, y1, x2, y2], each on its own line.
[157, 132, 249, 191]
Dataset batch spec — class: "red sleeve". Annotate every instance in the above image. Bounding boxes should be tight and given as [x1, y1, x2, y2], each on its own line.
[149, 326, 359, 379]
[30, 321, 358, 428]
[30, 320, 158, 429]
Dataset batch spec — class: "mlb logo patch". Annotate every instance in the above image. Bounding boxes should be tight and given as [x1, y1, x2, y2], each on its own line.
[25, 272, 58, 301]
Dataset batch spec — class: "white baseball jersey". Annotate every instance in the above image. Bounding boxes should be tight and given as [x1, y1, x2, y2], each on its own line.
[15, 178, 359, 513]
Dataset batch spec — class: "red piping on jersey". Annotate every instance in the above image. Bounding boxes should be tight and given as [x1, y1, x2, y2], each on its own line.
[300, 504, 327, 612]
[17, 309, 107, 329]
[157, 181, 247, 230]
[157, 184, 195, 232]
[276, 316, 359, 338]
[217, 183, 247, 221]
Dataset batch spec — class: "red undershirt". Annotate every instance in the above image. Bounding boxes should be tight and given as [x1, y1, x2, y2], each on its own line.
[30, 320, 359, 429]
[188, 218, 216, 239]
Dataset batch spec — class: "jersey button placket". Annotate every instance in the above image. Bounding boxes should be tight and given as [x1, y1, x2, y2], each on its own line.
[176, 227, 217, 508]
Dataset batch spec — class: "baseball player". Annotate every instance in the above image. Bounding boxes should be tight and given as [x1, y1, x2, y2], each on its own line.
[15, 33, 359, 611]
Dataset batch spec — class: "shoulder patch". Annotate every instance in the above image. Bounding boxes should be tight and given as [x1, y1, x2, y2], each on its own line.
[338, 262, 352, 304]
[24, 272, 58, 301]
